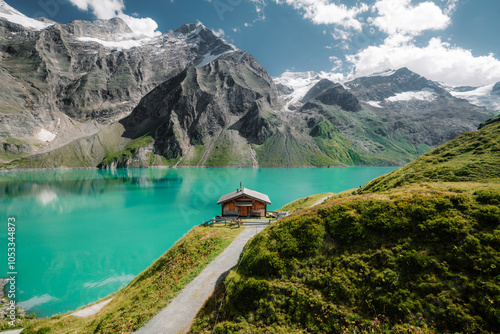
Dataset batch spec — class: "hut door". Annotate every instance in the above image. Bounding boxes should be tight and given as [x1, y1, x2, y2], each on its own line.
[240, 206, 248, 217]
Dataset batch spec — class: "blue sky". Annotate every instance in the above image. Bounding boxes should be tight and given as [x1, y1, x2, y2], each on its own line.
[10, 0, 500, 86]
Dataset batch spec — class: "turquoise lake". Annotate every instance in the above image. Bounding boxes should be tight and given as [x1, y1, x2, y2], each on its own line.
[0, 167, 398, 317]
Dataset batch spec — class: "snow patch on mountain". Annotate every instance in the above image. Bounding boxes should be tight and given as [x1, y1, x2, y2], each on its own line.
[77, 36, 153, 49]
[196, 44, 238, 67]
[36, 129, 56, 142]
[0, 0, 52, 30]
[274, 71, 321, 111]
[449, 83, 500, 111]
[386, 89, 436, 102]
[197, 51, 225, 67]
[366, 101, 382, 108]
[370, 69, 397, 77]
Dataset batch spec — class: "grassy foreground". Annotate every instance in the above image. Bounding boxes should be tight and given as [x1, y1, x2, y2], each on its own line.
[2, 225, 242, 333]
[189, 117, 500, 333]
[191, 184, 500, 334]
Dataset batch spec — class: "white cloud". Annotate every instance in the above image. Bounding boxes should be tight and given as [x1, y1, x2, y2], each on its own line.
[213, 28, 225, 37]
[331, 28, 354, 41]
[444, 0, 460, 15]
[347, 37, 500, 86]
[273, 0, 368, 31]
[67, 0, 160, 37]
[68, 0, 124, 19]
[118, 15, 160, 37]
[370, 0, 450, 36]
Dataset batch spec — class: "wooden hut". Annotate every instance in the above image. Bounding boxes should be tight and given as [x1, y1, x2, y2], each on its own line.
[217, 185, 271, 218]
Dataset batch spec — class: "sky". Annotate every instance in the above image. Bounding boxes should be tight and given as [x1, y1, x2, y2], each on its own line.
[9, 0, 500, 87]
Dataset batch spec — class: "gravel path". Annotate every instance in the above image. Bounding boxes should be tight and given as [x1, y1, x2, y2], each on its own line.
[135, 224, 267, 334]
[311, 195, 332, 207]
[70, 298, 113, 318]
[0, 329, 23, 333]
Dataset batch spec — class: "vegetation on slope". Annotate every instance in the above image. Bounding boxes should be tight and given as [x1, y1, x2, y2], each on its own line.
[192, 187, 500, 333]
[190, 120, 500, 333]
[361, 117, 500, 193]
[100, 134, 154, 165]
[254, 130, 340, 167]
[3, 225, 242, 333]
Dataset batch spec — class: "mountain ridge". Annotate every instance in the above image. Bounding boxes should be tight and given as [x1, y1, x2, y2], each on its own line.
[0, 1, 496, 169]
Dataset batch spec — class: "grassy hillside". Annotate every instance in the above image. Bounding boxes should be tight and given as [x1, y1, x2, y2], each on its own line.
[361, 115, 500, 193]
[191, 186, 500, 333]
[3, 225, 242, 333]
[190, 119, 500, 333]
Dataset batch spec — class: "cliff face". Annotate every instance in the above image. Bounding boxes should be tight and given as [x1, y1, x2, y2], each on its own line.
[0, 12, 236, 159]
[115, 51, 281, 167]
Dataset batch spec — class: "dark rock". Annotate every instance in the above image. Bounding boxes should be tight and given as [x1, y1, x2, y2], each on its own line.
[492, 82, 500, 96]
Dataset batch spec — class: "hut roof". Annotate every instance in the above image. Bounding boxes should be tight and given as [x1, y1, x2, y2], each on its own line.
[217, 188, 271, 205]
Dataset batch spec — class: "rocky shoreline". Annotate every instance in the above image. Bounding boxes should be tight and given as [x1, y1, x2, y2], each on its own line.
[1, 278, 28, 323]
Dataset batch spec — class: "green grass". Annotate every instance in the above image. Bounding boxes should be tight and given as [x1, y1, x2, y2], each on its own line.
[254, 131, 339, 167]
[0, 137, 31, 162]
[6, 225, 243, 333]
[180, 145, 206, 166]
[190, 119, 500, 334]
[190, 185, 500, 334]
[100, 135, 154, 166]
[362, 119, 500, 193]
[204, 136, 236, 166]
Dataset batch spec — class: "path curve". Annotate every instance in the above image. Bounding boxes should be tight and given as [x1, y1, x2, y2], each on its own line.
[135, 224, 267, 334]
[70, 298, 113, 318]
[311, 195, 331, 207]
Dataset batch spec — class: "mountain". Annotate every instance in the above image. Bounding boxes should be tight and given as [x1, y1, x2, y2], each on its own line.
[0, 0, 53, 30]
[117, 51, 281, 167]
[190, 116, 500, 334]
[0, 1, 496, 168]
[0, 0, 237, 161]
[447, 82, 500, 112]
[273, 68, 495, 166]
[86, 66, 495, 168]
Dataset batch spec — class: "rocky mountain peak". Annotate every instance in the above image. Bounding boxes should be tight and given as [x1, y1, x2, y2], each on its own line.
[0, 0, 18, 15]
[492, 82, 500, 96]
[175, 23, 205, 35]
[66, 17, 135, 39]
[0, 0, 52, 30]
[346, 67, 447, 102]
[300, 79, 362, 112]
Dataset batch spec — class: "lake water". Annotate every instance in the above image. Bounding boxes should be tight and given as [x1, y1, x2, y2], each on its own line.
[0, 167, 398, 317]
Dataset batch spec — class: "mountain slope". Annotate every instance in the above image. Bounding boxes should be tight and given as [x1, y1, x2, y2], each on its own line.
[448, 82, 500, 112]
[0, 0, 237, 160]
[362, 115, 500, 192]
[274, 68, 495, 166]
[111, 52, 339, 168]
[190, 115, 500, 334]
[117, 51, 280, 167]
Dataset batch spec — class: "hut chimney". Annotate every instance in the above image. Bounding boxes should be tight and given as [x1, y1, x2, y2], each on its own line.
[240, 182, 242, 190]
